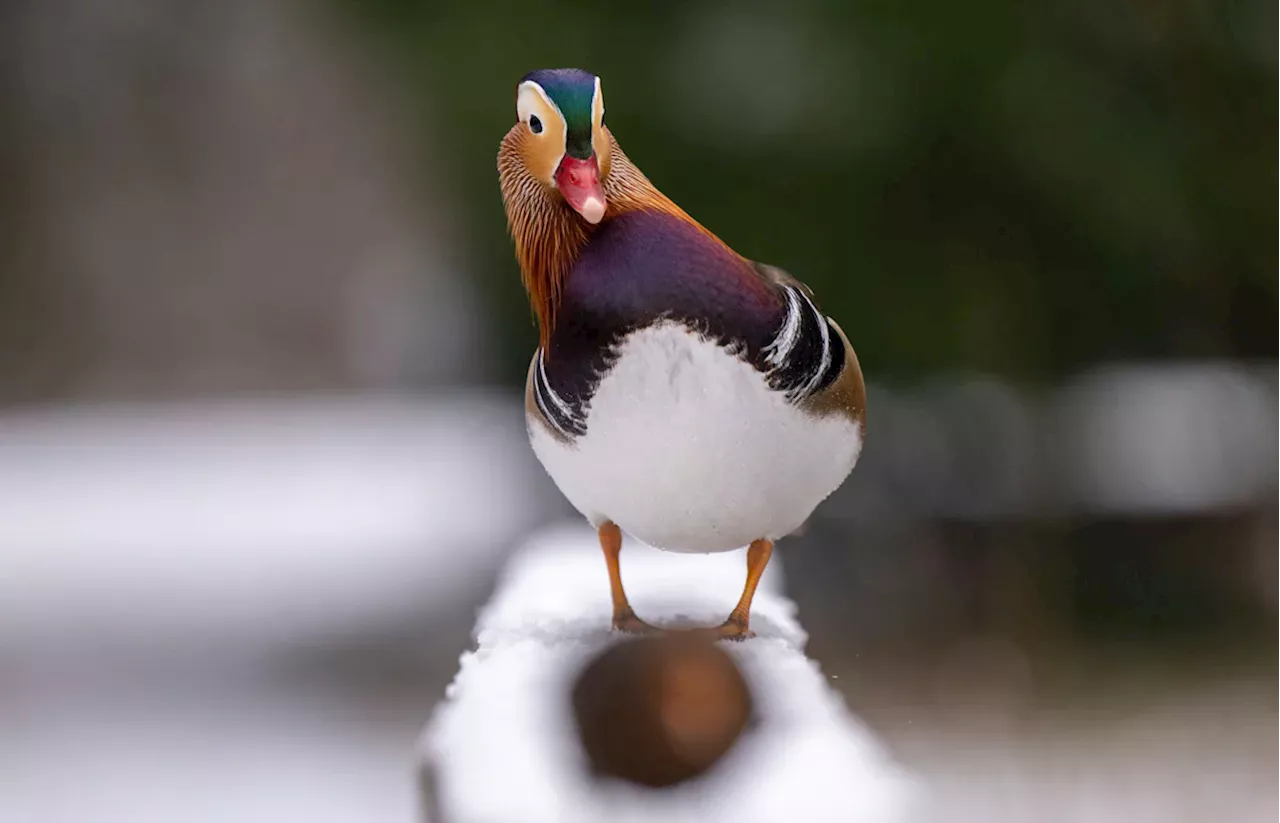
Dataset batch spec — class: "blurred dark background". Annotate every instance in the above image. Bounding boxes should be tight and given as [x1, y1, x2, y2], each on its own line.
[1, 1, 1275, 822]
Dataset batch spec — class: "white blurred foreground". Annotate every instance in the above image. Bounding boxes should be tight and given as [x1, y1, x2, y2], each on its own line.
[421, 523, 919, 823]
[0, 395, 546, 655]
[1, 395, 547, 823]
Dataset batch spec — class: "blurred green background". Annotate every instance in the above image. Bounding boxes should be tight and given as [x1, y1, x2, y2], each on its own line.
[346, 0, 1275, 383]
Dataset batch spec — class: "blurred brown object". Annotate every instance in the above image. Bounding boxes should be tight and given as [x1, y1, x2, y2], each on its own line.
[571, 633, 754, 788]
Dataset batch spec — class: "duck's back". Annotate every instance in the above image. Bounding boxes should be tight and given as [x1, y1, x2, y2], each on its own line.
[526, 210, 862, 553]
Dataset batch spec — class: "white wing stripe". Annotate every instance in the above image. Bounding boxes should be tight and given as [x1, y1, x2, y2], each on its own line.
[762, 286, 802, 368]
[796, 288, 833, 398]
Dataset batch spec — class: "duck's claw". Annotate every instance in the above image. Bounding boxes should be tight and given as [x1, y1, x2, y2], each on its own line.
[713, 614, 755, 642]
[611, 609, 661, 635]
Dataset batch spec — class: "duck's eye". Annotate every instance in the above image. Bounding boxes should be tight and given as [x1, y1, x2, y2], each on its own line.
[529, 115, 543, 134]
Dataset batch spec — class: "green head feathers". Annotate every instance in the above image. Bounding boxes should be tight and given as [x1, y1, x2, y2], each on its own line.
[522, 68, 599, 159]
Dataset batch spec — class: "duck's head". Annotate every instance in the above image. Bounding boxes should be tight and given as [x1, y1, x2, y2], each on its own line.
[510, 68, 610, 224]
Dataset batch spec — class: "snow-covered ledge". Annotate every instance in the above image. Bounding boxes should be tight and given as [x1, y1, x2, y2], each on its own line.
[419, 523, 919, 823]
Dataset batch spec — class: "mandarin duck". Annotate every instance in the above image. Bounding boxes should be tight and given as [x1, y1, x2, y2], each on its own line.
[499, 68, 866, 639]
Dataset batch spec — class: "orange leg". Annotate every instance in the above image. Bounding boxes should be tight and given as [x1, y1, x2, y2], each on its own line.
[599, 522, 659, 634]
[716, 539, 773, 641]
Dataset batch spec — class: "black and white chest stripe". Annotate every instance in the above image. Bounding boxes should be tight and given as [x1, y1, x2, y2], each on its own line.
[761, 282, 846, 402]
[531, 348, 587, 439]
[532, 281, 844, 441]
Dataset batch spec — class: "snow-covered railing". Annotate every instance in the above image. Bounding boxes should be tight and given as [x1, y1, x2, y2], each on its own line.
[419, 523, 918, 823]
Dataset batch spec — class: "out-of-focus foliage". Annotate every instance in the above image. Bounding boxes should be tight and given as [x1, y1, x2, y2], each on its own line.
[341, 0, 1275, 383]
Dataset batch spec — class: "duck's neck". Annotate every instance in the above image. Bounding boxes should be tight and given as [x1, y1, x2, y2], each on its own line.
[498, 129, 702, 348]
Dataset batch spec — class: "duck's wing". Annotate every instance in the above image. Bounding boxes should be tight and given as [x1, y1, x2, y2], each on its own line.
[751, 262, 867, 431]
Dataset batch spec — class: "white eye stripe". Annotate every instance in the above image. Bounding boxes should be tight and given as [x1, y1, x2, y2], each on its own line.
[516, 81, 567, 133]
[516, 80, 567, 182]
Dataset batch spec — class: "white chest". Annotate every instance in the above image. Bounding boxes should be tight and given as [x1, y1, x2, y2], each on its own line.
[529, 322, 861, 552]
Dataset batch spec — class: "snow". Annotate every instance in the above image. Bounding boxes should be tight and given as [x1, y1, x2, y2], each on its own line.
[421, 522, 920, 823]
